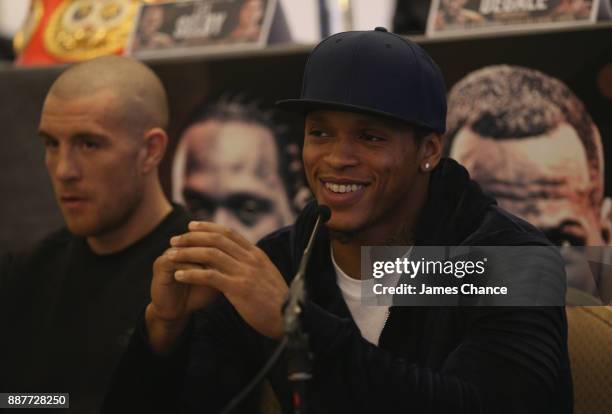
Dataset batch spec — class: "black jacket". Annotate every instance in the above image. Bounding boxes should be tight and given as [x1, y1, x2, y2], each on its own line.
[0, 207, 191, 414]
[103, 158, 572, 413]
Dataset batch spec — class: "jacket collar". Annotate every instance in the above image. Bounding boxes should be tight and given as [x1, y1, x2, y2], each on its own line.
[415, 158, 496, 246]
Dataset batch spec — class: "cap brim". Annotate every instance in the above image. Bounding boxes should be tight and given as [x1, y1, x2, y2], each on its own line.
[276, 98, 439, 132]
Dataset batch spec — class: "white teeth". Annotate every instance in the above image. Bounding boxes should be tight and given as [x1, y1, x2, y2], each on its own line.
[324, 182, 364, 194]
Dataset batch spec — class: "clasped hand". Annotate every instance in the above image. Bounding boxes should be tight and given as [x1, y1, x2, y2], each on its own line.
[151, 221, 288, 340]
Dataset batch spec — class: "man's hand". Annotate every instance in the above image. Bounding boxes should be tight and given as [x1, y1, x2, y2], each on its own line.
[167, 221, 289, 339]
[145, 245, 220, 354]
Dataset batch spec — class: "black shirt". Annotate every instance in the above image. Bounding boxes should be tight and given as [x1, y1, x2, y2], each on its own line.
[0, 206, 190, 413]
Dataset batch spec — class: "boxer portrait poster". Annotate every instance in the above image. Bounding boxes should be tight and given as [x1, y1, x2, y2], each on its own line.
[427, 0, 600, 36]
[127, 0, 277, 58]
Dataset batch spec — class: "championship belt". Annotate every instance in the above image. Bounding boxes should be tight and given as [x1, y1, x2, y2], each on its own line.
[15, 0, 147, 66]
[13, 0, 44, 56]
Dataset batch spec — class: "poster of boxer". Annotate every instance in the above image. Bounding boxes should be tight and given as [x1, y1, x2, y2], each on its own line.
[127, 0, 276, 57]
[170, 97, 310, 243]
[444, 64, 612, 304]
[427, 0, 600, 36]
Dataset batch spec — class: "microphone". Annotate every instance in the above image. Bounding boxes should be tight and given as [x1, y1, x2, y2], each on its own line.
[283, 204, 331, 414]
[284, 205, 331, 334]
[316, 204, 332, 223]
[219, 205, 331, 414]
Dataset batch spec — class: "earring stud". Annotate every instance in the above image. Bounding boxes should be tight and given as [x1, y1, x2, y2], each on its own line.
[424, 162, 430, 170]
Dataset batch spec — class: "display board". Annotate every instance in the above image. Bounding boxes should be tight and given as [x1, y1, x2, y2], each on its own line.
[427, 0, 600, 37]
[0, 24, 610, 252]
[127, 0, 279, 58]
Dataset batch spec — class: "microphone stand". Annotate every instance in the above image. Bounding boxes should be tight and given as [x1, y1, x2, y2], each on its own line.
[285, 298, 312, 414]
[283, 207, 329, 414]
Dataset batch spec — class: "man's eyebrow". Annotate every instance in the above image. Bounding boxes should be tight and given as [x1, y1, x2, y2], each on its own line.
[183, 188, 216, 202]
[558, 219, 586, 229]
[38, 130, 110, 142]
[72, 132, 110, 141]
[305, 115, 328, 124]
[182, 189, 272, 209]
[226, 192, 271, 204]
[38, 130, 55, 140]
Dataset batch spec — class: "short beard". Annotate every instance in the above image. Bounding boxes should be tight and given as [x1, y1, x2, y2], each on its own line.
[329, 221, 415, 245]
[388, 220, 416, 245]
[329, 229, 358, 244]
[84, 182, 144, 239]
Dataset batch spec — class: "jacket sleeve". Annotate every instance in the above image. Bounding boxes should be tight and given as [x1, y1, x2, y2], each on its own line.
[299, 301, 569, 414]
[102, 229, 295, 414]
[100, 310, 193, 413]
[101, 301, 268, 414]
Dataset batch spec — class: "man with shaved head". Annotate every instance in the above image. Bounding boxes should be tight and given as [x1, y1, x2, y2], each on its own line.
[0, 56, 190, 413]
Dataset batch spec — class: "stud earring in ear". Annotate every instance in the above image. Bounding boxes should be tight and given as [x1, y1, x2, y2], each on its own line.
[424, 162, 430, 170]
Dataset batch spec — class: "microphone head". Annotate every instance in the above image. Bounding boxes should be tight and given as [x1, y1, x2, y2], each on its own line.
[316, 205, 332, 223]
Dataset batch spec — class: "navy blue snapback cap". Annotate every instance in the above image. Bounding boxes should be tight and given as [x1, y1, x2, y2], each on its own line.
[276, 27, 447, 134]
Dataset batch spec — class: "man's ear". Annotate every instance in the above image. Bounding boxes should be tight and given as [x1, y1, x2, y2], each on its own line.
[419, 132, 443, 172]
[140, 127, 169, 174]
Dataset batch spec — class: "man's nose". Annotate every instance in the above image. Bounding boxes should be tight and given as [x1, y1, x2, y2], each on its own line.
[53, 149, 81, 182]
[323, 136, 359, 169]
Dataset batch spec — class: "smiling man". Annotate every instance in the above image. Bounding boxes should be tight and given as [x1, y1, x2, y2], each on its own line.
[0, 56, 190, 413]
[104, 29, 571, 413]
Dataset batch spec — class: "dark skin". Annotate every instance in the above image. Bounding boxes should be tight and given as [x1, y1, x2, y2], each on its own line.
[302, 111, 441, 277]
[146, 110, 443, 353]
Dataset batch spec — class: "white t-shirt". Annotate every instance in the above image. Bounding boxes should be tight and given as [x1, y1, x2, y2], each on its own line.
[331, 246, 409, 345]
